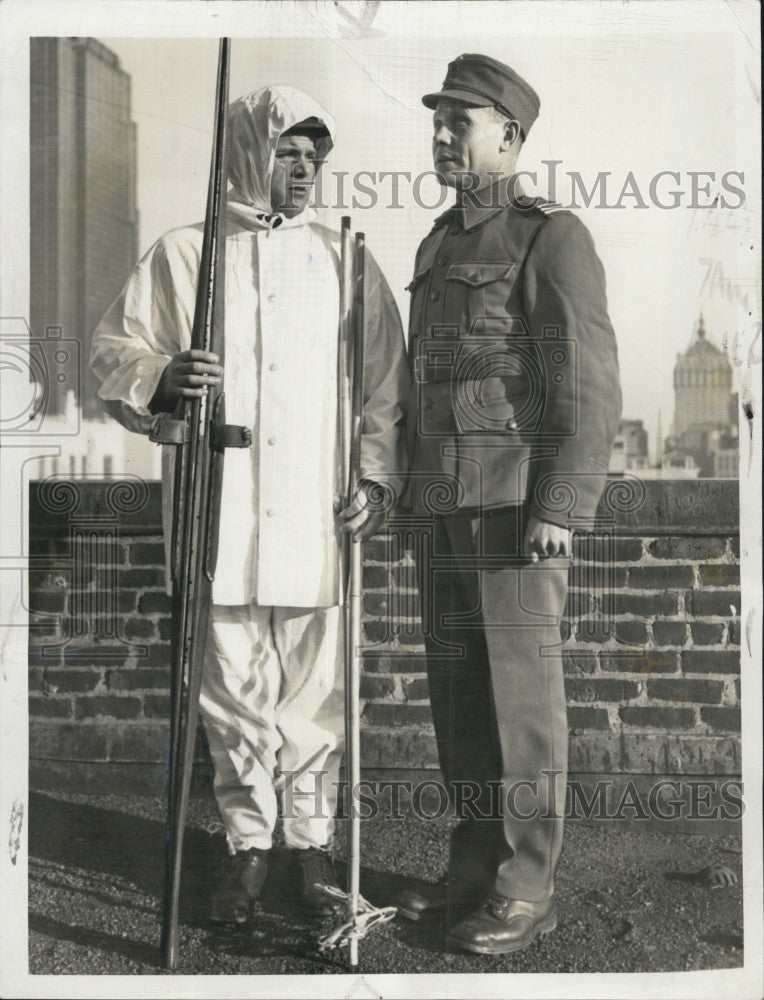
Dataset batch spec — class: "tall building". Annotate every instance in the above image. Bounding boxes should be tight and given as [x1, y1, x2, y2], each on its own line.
[671, 315, 733, 438]
[30, 37, 138, 419]
[664, 315, 738, 478]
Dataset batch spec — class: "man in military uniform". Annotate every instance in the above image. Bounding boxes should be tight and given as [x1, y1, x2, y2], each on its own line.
[397, 54, 622, 953]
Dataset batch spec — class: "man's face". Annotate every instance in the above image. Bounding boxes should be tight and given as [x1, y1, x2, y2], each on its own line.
[270, 132, 320, 218]
[432, 100, 508, 192]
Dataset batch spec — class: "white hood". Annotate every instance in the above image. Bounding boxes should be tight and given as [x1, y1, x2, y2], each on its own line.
[226, 85, 335, 216]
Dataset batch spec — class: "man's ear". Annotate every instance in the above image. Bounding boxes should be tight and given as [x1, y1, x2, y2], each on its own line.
[501, 119, 521, 150]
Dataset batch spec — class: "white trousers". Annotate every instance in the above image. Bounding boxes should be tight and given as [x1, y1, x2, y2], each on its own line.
[199, 603, 344, 853]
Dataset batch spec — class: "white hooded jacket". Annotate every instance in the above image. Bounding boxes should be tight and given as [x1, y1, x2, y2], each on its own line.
[90, 86, 408, 607]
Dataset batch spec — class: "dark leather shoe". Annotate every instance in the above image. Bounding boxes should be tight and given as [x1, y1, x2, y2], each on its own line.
[209, 847, 269, 925]
[395, 875, 482, 922]
[447, 894, 557, 954]
[292, 847, 342, 915]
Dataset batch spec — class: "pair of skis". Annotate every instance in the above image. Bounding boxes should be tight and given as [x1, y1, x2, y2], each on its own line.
[156, 38, 392, 972]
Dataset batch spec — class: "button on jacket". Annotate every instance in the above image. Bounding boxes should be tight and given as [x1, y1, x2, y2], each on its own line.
[91, 86, 408, 609]
[404, 179, 622, 527]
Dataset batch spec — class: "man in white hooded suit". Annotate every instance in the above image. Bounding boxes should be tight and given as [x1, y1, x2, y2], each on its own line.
[91, 87, 408, 924]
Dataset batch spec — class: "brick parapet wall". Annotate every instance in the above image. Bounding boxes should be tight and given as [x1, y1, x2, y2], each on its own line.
[27, 478, 741, 790]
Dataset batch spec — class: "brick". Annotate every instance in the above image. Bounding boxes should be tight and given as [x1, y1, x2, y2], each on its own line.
[363, 619, 392, 644]
[647, 537, 726, 561]
[392, 565, 419, 589]
[567, 707, 610, 731]
[698, 564, 740, 587]
[128, 541, 166, 565]
[29, 645, 64, 669]
[647, 678, 724, 704]
[27, 615, 62, 639]
[690, 622, 725, 646]
[563, 592, 592, 619]
[108, 722, 175, 763]
[363, 654, 429, 673]
[110, 567, 166, 588]
[605, 592, 678, 616]
[30, 721, 109, 761]
[570, 565, 627, 589]
[158, 618, 172, 642]
[573, 536, 644, 562]
[122, 617, 158, 641]
[614, 620, 648, 645]
[361, 728, 438, 768]
[68, 589, 138, 614]
[619, 706, 695, 729]
[562, 652, 599, 675]
[40, 667, 104, 693]
[143, 693, 171, 718]
[628, 565, 694, 589]
[681, 650, 739, 674]
[565, 678, 640, 703]
[402, 678, 430, 700]
[28, 570, 70, 591]
[600, 650, 678, 674]
[115, 590, 140, 613]
[106, 667, 170, 691]
[360, 675, 395, 699]
[684, 590, 740, 616]
[136, 644, 172, 669]
[362, 703, 433, 728]
[729, 536, 740, 558]
[652, 621, 688, 646]
[27, 589, 66, 614]
[363, 592, 391, 618]
[362, 565, 389, 589]
[75, 695, 142, 720]
[727, 619, 741, 646]
[28, 695, 73, 719]
[396, 628, 427, 647]
[701, 706, 741, 732]
[575, 620, 615, 644]
[569, 732, 740, 776]
[137, 591, 172, 614]
[363, 536, 393, 562]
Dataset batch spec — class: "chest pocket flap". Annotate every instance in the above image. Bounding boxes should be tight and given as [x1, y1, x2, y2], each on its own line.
[446, 262, 516, 287]
[406, 231, 448, 292]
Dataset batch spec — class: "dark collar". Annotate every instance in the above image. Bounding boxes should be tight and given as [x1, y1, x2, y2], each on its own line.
[434, 174, 536, 232]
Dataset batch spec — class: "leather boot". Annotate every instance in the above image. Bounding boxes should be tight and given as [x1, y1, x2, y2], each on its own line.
[447, 894, 557, 954]
[209, 847, 269, 925]
[395, 873, 483, 921]
[292, 846, 343, 915]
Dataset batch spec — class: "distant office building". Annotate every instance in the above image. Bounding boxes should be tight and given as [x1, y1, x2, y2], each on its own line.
[663, 316, 739, 478]
[31, 391, 162, 481]
[609, 419, 650, 474]
[30, 37, 138, 419]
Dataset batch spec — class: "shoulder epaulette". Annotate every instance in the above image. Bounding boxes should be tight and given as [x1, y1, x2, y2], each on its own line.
[535, 198, 568, 217]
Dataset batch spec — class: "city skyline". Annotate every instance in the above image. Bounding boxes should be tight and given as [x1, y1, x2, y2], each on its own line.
[21, 19, 757, 479]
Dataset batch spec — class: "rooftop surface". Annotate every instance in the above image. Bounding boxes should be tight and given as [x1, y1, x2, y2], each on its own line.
[28, 789, 744, 980]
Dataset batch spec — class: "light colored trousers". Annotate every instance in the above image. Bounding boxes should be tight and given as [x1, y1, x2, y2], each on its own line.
[199, 603, 344, 853]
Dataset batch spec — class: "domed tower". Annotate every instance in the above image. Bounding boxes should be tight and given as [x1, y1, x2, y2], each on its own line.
[672, 315, 733, 439]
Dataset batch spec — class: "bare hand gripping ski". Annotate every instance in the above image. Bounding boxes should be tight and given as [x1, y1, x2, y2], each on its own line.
[148, 39, 251, 970]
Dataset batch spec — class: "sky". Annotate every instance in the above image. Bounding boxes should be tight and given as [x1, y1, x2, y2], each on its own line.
[100, 3, 759, 458]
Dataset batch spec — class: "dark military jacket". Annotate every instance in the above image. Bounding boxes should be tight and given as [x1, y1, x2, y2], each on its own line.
[404, 177, 622, 528]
